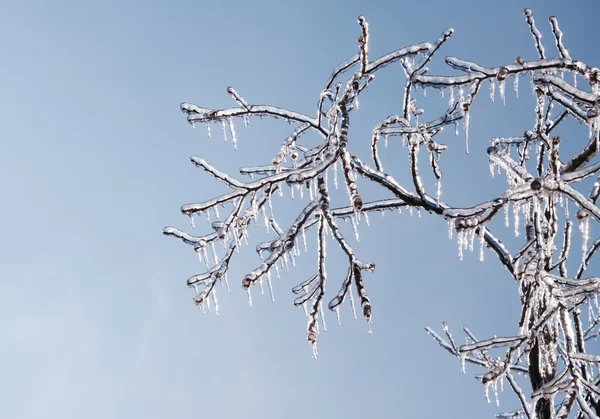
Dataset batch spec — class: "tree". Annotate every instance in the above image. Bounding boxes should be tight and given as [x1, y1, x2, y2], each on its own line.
[164, 9, 600, 419]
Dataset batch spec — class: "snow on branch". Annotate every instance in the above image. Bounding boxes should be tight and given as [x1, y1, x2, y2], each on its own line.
[166, 9, 600, 418]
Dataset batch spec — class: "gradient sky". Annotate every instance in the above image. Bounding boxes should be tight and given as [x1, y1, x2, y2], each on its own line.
[2, 1, 599, 418]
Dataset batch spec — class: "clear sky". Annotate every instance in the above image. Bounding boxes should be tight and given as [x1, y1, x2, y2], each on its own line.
[1, 1, 599, 418]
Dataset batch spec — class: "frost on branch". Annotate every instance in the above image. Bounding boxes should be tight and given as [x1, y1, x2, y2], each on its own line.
[165, 9, 600, 418]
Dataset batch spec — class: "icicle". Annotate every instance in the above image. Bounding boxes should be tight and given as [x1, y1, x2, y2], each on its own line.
[489, 79, 495, 102]
[363, 212, 370, 226]
[454, 121, 458, 136]
[212, 289, 219, 316]
[530, 71, 535, 92]
[458, 87, 464, 102]
[464, 111, 470, 153]
[367, 320, 372, 335]
[580, 217, 590, 263]
[259, 277, 264, 295]
[457, 230, 464, 261]
[448, 87, 454, 106]
[484, 382, 491, 404]
[290, 184, 295, 199]
[460, 352, 467, 374]
[206, 122, 211, 137]
[224, 273, 230, 292]
[436, 178, 441, 201]
[214, 205, 220, 219]
[351, 217, 360, 242]
[499, 79, 506, 105]
[409, 206, 413, 216]
[302, 226, 308, 252]
[221, 120, 227, 142]
[489, 161, 495, 178]
[335, 307, 341, 326]
[513, 204, 520, 237]
[262, 207, 270, 233]
[448, 219, 455, 239]
[468, 228, 476, 252]
[268, 194, 274, 217]
[247, 288, 253, 307]
[267, 271, 274, 302]
[384, 134, 388, 148]
[202, 247, 209, 268]
[311, 342, 318, 359]
[302, 302, 308, 316]
[190, 214, 196, 229]
[348, 287, 357, 319]
[479, 227, 485, 262]
[504, 204, 509, 227]
[275, 263, 281, 279]
[513, 75, 519, 99]
[333, 161, 339, 189]
[210, 241, 218, 265]
[243, 116, 249, 127]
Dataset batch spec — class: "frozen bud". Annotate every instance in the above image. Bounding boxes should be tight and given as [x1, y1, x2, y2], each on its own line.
[290, 150, 299, 160]
[364, 262, 376, 272]
[461, 102, 470, 112]
[353, 195, 363, 211]
[487, 146, 496, 155]
[516, 56, 525, 65]
[283, 240, 294, 251]
[576, 209, 588, 221]
[481, 370, 496, 385]
[456, 219, 466, 229]
[530, 178, 543, 191]
[352, 80, 360, 91]
[211, 221, 224, 231]
[497, 67, 509, 81]
[589, 68, 600, 85]
[524, 130, 534, 140]
[193, 294, 206, 304]
[552, 136, 560, 145]
[272, 153, 283, 165]
[307, 331, 317, 345]
[214, 267, 225, 279]
[363, 305, 372, 318]
[242, 272, 257, 289]
[587, 107, 599, 120]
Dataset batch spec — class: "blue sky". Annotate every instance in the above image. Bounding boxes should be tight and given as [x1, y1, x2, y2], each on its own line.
[1, 1, 599, 418]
